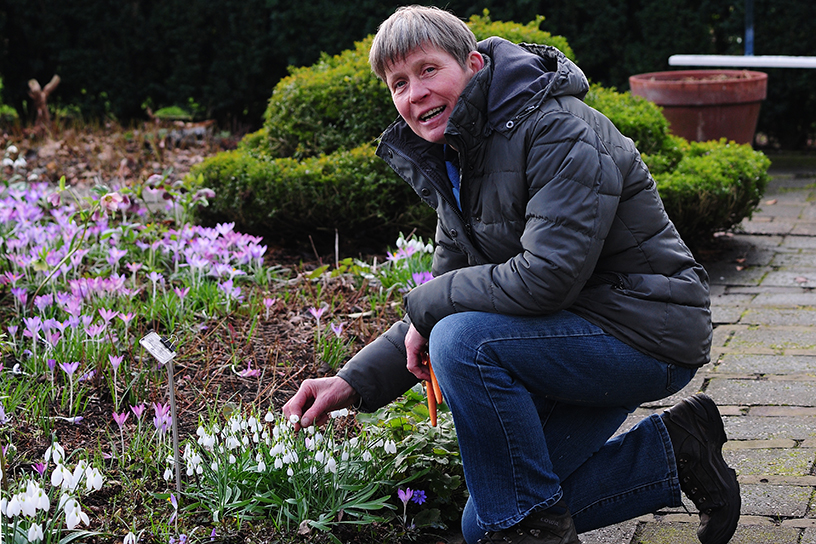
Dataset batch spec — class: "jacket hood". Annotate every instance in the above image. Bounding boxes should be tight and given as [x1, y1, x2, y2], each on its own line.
[469, 37, 590, 138]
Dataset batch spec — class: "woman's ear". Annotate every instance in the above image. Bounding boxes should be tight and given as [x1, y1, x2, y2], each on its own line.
[467, 51, 485, 75]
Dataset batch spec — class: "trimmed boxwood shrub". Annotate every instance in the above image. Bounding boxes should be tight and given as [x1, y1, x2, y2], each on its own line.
[647, 139, 771, 242]
[192, 143, 434, 245]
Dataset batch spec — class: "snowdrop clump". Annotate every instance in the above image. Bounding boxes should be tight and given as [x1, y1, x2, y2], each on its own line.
[0, 441, 101, 541]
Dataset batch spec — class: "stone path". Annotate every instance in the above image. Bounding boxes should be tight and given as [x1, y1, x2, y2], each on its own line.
[582, 161, 816, 543]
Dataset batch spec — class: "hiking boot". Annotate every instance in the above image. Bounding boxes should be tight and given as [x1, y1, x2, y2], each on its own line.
[476, 501, 580, 544]
[662, 394, 741, 544]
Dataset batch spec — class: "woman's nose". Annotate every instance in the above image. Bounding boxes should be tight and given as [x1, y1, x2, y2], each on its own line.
[409, 80, 429, 103]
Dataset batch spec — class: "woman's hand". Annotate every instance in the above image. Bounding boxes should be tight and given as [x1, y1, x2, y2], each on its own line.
[283, 376, 360, 431]
[405, 324, 430, 382]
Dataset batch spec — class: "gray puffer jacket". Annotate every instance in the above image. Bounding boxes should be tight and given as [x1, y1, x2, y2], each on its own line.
[337, 38, 712, 412]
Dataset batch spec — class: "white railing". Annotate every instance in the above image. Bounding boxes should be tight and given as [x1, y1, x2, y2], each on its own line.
[669, 55, 816, 69]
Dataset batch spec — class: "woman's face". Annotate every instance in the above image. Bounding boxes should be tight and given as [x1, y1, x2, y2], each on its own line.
[384, 45, 484, 144]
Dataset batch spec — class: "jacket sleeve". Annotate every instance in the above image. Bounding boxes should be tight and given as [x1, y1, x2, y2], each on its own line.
[335, 316, 419, 412]
[405, 111, 623, 337]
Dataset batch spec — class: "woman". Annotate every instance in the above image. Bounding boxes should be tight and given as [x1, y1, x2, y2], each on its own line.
[284, 6, 740, 544]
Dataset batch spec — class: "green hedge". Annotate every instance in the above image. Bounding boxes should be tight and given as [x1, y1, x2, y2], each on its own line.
[192, 144, 434, 244]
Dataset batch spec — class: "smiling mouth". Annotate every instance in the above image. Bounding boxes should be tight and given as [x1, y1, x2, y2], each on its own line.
[419, 106, 445, 122]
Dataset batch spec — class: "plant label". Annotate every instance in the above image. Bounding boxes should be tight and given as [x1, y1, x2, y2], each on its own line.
[139, 331, 176, 365]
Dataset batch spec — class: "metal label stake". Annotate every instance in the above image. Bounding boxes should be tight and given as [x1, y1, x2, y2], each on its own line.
[139, 331, 182, 494]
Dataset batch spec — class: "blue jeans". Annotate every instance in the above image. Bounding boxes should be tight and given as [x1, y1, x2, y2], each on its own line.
[427, 311, 696, 544]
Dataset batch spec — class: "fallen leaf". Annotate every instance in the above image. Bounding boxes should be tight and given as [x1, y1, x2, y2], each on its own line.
[765, 199, 778, 205]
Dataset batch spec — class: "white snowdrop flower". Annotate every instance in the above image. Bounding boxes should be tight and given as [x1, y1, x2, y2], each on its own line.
[349, 437, 359, 448]
[13, 157, 26, 169]
[241, 435, 249, 446]
[212, 424, 221, 434]
[309, 466, 317, 474]
[305, 437, 314, 450]
[314, 432, 323, 443]
[6, 494, 22, 517]
[163, 467, 173, 481]
[248, 416, 258, 429]
[22, 491, 38, 517]
[1, 157, 12, 167]
[274, 457, 283, 470]
[289, 414, 300, 425]
[264, 411, 275, 422]
[257, 460, 266, 472]
[51, 464, 71, 488]
[330, 408, 349, 418]
[253, 432, 260, 443]
[425, 242, 434, 253]
[372, 439, 383, 449]
[211, 461, 218, 471]
[1, 497, 8, 516]
[307, 426, 315, 435]
[314, 450, 325, 463]
[63, 498, 90, 530]
[7, 144, 18, 155]
[272, 425, 281, 439]
[362, 450, 372, 462]
[384, 440, 397, 455]
[341, 451, 349, 462]
[186, 466, 195, 477]
[271, 443, 283, 456]
[196, 465, 203, 475]
[325, 457, 337, 474]
[124, 532, 137, 544]
[196, 426, 206, 437]
[291, 451, 299, 463]
[229, 418, 241, 433]
[226, 436, 240, 449]
[287, 467, 294, 477]
[228, 454, 236, 464]
[45, 442, 65, 465]
[85, 467, 103, 491]
[28, 522, 44, 542]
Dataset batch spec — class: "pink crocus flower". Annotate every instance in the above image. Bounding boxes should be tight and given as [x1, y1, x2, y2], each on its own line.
[330, 322, 344, 337]
[112, 411, 129, 428]
[32, 463, 46, 476]
[308, 306, 326, 320]
[117, 312, 135, 326]
[109, 354, 124, 373]
[99, 308, 119, 322]
[238, 361, 260, 378]
[173, 286, 190, 300]
[130, 403, 146, 419]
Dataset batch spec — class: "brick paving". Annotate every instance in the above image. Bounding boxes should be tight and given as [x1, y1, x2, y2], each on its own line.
[581, 161, 816, 543]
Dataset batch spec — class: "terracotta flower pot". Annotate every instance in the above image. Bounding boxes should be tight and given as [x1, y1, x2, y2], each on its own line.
[629, 69, 768, 145]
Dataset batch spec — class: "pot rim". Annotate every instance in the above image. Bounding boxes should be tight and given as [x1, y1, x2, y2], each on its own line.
[629, 69, 768, 84]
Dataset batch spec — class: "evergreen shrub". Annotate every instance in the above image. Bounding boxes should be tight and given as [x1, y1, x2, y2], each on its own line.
[192, 144, 434, 244]
[647, 139, 771, 242]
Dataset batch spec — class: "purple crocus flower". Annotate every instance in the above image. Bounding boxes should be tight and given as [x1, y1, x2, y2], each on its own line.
[130, 403, 146, 419]
[113, 411, 129, 428]
[99, 308, 119, 322]
[109, 354, 124, 372]
[60, 361, 80, 377]
[330, 322, 344, 337]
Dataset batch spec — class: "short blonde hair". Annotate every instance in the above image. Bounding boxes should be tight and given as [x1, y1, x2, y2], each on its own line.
[369, 5, 477, 81]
